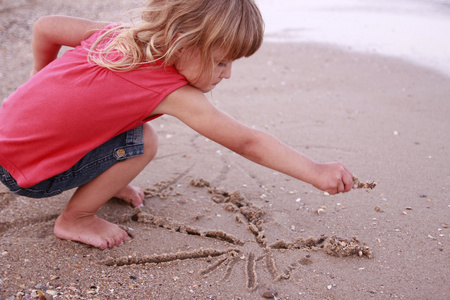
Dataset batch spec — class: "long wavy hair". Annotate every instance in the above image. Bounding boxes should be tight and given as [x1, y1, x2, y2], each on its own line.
[89, 0, 264, 82]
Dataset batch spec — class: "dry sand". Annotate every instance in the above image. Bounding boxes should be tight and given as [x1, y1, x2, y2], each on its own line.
[1, 0, 449, 299]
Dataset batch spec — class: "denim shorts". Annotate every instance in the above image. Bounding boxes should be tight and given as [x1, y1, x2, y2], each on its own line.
[0, 125, 144, 199]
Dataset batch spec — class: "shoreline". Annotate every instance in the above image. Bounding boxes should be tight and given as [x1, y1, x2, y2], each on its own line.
[258, 0, 450, 78]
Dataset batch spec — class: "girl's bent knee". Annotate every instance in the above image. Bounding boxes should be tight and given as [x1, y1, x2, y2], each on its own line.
[142, 123, 158, 160]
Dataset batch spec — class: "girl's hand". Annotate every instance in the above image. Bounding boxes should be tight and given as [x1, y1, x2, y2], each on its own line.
[310, 162, 354, 195]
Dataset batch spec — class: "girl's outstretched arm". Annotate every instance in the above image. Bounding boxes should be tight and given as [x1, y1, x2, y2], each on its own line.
[31, 16, 109, 75]
[156, 86, 354, 195]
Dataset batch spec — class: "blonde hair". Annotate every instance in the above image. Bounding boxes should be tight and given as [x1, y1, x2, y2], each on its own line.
[90, 0, 264, 80]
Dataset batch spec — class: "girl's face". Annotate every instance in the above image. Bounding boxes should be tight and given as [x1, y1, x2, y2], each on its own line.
[174, 48, 232, 93]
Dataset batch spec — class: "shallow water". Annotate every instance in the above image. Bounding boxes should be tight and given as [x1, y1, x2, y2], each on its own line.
[257, 0, 450, 77]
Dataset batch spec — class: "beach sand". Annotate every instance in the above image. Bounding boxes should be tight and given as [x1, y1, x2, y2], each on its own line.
[1, 1, 449, 299]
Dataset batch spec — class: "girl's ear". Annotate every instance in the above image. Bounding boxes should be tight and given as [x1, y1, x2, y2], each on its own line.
[172, 33, 185, 53]
[168, 33, 184, 67]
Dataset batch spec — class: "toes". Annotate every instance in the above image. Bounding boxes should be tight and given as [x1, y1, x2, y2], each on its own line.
[132, 199, 144, 208]
[105, 236, 120, 249]
[95, 239, 109, 250]
[116, 185, 145, 207]
[106, 228, 131, 248]
[133, 188, 145, 207]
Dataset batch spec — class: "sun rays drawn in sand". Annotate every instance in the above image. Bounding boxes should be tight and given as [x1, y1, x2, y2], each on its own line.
[104, 178, 372, 292]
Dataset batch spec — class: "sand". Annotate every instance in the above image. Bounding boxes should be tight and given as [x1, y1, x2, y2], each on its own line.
[1, 0, 449, 299]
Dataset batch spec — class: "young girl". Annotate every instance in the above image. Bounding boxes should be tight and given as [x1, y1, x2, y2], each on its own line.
[0, 0, 354, 250]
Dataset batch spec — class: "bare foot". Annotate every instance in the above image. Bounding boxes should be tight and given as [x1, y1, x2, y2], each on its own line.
[114, 184, 145, 207]
[54, 212, 131, 249]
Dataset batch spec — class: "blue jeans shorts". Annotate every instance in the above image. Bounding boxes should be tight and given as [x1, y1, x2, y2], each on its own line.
[0, 125, 144, 199]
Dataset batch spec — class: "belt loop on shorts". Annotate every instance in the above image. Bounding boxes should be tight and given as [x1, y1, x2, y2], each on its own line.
[126, 125, 144, 145]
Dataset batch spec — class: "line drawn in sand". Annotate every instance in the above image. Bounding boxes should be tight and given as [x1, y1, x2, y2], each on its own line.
[106, 177, 372, 294]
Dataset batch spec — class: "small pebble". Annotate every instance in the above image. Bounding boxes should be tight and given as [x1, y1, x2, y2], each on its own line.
[261, 287, 278, 299]
[30, 290, 40, 298]
[299, 256, 313, 265]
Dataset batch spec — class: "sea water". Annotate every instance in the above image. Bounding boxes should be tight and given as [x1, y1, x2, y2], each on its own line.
[257, 0, 450, 77]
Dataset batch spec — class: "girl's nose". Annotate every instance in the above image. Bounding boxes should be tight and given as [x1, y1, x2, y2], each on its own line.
[221, 62, 232, 79]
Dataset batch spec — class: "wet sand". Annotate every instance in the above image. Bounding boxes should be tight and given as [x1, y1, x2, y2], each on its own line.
[1, 0, 449, 299]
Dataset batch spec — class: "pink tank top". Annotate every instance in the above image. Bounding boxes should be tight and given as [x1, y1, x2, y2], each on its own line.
[0, 24, 187, 187]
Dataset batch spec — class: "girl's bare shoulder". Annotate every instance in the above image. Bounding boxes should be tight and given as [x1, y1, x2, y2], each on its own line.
[153, 85, 211, 117]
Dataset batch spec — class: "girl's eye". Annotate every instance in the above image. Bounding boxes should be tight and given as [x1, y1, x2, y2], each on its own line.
[218, 61, 228, 67]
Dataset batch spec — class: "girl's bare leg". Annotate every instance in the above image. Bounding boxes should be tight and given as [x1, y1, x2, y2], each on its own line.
[53, 123, 158, 249]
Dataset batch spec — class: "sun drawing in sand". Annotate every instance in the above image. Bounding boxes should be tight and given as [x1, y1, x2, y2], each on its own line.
[102, 178, 372, 294]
